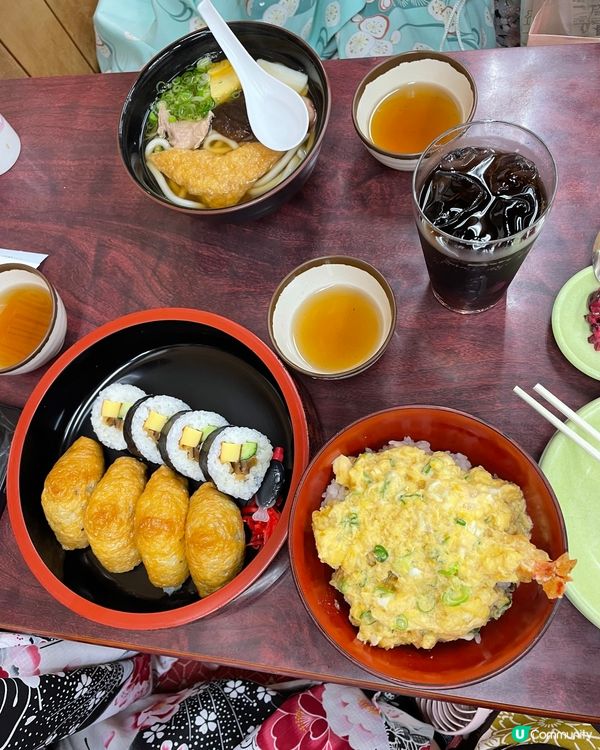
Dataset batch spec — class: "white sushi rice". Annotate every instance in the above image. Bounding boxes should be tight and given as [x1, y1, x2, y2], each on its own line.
[162, 410, 229, 481]
[90, 382, 147, 450]
[205, 426, 273, 501]
[128, 395, 190, 465]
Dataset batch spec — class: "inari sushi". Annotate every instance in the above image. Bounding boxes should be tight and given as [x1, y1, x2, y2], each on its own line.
[159, 410, 229, 481]
[83, 456, 147, 573]
[199, 426, 272, 501]
[185, 482, 245, 597]
[90, 382, 147, 450]
[134, 465, 189, 591]
[41, 436, 105, 550]
[123, 394, 190, 465]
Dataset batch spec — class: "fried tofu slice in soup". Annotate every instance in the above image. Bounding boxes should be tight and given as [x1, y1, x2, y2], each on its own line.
[148, 143, 282, 208]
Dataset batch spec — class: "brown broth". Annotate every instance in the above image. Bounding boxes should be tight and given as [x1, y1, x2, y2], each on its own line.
[369, 82, 463, 154]
[0, 284, 53, 368]
[292, 285, 382, 372]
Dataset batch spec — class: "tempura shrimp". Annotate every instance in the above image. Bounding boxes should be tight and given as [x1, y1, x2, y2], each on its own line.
[518, 550, 576, 599]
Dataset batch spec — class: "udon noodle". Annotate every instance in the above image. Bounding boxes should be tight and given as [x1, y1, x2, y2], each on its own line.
[143, 56, 316, 209]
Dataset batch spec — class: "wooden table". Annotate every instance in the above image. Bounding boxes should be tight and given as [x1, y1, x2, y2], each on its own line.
[1, 43, 599, 722]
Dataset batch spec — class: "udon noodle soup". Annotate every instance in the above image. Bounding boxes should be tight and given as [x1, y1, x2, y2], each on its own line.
[144, 55, 316, 209]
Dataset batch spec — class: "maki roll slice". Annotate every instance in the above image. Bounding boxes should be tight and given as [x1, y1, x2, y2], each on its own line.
[200, 425, 273, 502]
[159, 410, 229, 481]
[124, 394, 190, 465]
[90, 382, 147, 450]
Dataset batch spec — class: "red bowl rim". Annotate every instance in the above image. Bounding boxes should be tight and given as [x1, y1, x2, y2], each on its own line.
[8, 307, 310, 629]
[288, 404, 567, 688]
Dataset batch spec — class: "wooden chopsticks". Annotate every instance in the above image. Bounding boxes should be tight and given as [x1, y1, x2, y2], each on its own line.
[513, 383, 600, 462]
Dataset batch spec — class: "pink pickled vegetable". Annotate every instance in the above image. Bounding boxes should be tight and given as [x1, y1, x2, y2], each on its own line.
[586, 289, 600, 350]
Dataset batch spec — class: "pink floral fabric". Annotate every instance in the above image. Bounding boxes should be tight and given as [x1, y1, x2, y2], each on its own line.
[255, 685, 353, 750]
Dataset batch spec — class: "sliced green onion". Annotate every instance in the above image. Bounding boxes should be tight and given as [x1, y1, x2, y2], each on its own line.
[343, 512, 359, 528]
[196, 56, 212, 72]
[395, 615, 408, 630]
[398, 492, 423, 501]
[422, 461, 432, 475]
[442, 585, 470, 606]
[373, 545, 389, 562]
[360, 610, 375, 625]
[416, 593, 436, 612]
[150, 58, 216, 130]
[455, 517, 467, 526]
[439, 562, 459, 577]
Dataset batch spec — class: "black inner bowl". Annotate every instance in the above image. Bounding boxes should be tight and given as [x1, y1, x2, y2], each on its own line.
[119, 23, 329, 216]
[20, 319, 294, 613]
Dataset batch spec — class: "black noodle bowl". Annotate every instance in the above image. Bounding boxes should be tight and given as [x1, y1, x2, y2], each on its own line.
[118, 22, 331, 220]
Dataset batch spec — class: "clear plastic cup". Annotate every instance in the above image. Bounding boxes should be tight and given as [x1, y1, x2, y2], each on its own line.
[412, 120, 557, 314]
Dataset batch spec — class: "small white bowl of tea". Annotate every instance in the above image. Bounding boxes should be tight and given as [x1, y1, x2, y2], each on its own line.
[0, 263, 67, 376]
[352, 51, 477, 171]
[268, 256, 396, 379]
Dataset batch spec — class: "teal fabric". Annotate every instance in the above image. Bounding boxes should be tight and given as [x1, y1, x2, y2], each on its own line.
[93, 0, 496, 72]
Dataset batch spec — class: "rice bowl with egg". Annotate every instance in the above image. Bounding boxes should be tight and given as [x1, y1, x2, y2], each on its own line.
[312, 439, 575, 650]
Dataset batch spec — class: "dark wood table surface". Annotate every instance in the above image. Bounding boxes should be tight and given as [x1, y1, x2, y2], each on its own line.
[1, 43, 600, 722]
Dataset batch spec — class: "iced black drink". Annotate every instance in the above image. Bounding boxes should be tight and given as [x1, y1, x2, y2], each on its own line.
[412, 123, 556, 314]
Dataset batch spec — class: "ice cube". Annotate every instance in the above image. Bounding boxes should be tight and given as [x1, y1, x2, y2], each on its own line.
[421, 167, 490, 239]
[487, 152, 540, 196]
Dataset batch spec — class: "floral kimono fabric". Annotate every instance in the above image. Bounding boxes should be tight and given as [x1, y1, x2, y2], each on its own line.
[2, 631, 600, 750]
[93, 0, 497, 72]
[1, 632, 437, 750]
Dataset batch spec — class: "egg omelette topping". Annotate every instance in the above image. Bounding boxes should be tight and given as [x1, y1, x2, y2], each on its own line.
[312, 443, 575, 650]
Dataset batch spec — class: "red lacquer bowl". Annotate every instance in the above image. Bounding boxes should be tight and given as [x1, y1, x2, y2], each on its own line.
[289, 406, 568, 688]
[8, 308, 309, 629]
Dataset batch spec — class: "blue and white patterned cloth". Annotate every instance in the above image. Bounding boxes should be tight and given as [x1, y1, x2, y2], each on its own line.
[93, 0, 497, 71]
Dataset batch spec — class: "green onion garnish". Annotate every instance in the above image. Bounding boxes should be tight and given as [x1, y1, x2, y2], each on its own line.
[147, 57, 215, 136]
[442, 585, 470, 606]
[373, 545, 389, 562]
[416, 593, 436, 612]
[397, 493, 423, 501]
[439, 562, 459, 577]
[395, 615, 408, 630]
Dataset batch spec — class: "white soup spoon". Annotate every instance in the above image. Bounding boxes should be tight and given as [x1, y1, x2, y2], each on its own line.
[197, 0, 309, 152]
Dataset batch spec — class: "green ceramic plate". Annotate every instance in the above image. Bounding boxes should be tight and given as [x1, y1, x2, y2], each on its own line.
[539, 397, 600, 630]
[552, 267, 600, 380]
